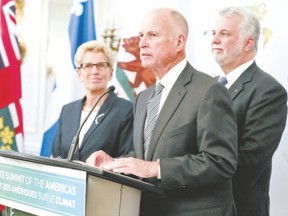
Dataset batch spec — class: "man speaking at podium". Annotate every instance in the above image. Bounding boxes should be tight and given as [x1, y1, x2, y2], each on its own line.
[87, 8, 238, 216]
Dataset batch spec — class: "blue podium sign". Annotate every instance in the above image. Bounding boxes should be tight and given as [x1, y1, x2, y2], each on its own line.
[0, 156, 86, 216]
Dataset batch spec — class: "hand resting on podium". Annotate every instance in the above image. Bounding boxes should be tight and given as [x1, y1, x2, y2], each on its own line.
[86, 150, 159, 179]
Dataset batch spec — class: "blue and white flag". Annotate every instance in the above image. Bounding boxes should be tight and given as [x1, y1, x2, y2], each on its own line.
[68, 0, 96, 67]
[40, 0, 97, 157]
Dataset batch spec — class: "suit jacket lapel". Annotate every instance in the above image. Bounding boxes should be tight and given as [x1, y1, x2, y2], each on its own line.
[80, 93, 116, 149]
[228, 62, 257, 100]
[145, 63, 193, 160]
[72, 97, 86, 159]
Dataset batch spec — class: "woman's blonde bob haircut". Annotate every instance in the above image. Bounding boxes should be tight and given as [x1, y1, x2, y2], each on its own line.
[74, 40, 115, 69]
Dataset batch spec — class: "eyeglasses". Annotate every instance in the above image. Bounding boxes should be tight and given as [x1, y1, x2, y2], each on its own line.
[204, 30, 230, 38]
[203, 30, 215, 36]
[78, 62, 110, 72]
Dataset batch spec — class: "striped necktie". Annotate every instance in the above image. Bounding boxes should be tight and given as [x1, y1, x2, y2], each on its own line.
[143, 83, 164, 159]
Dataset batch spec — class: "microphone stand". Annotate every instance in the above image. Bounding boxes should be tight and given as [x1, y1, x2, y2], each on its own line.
[67, 86, 115, 162]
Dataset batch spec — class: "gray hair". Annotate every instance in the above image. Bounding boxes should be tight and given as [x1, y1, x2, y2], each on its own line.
[74, 40, 115, 68]
[219, 6, 260, 52]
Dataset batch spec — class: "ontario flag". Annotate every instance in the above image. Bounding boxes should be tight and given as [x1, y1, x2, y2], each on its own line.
[40, 0, 96, 157]
[0, 0, 23, 212]
[0, 0, 23, 152]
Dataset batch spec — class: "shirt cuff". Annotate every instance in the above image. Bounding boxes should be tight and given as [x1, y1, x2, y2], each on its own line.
[157, 158, 161, 179]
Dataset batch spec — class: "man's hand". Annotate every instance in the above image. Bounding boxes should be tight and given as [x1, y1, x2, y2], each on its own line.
[86, 150, 114, 167]
[101, 157, 159, 178]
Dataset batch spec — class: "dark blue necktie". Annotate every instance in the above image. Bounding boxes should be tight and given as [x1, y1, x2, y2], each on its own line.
[218, 76, 228, 86]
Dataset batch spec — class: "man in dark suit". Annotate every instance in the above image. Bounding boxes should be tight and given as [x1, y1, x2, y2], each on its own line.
[210, 6, 287, 216]
[87, 8, 238, 216]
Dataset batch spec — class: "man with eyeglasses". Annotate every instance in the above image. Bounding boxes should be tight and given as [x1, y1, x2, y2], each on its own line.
[51, 40, 134, 162]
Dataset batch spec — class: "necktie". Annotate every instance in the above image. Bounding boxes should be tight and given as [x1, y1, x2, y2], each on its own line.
[218, 76, 228, 86]
[144, 83, 164, 159]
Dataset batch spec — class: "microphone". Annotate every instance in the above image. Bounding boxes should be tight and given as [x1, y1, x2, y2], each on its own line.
[67, 86, 115, 162]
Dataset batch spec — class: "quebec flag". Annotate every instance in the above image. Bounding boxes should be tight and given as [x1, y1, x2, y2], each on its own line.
[40, 0, 97, 157]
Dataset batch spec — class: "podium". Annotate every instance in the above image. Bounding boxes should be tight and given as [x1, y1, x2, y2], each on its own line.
[0, 150, 162, 216]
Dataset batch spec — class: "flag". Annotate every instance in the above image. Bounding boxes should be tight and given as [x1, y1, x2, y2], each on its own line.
[0, 0, 21, 108]
[115, 36, 156, 100]
[40, 0, 97, 157]
[0, 0, 23, 152]
[0, 0, 23, 212]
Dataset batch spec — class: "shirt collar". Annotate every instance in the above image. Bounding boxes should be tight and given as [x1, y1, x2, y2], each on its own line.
[222, 59, 254, 88]
[157, 58, 187, 91]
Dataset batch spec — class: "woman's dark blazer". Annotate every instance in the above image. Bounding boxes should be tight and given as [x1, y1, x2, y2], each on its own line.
[52, 92, 133, 162]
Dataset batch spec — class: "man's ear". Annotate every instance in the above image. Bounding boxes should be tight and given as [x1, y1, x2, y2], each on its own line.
[176, 34, 186, 52]
[243, 37, 254, 52]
